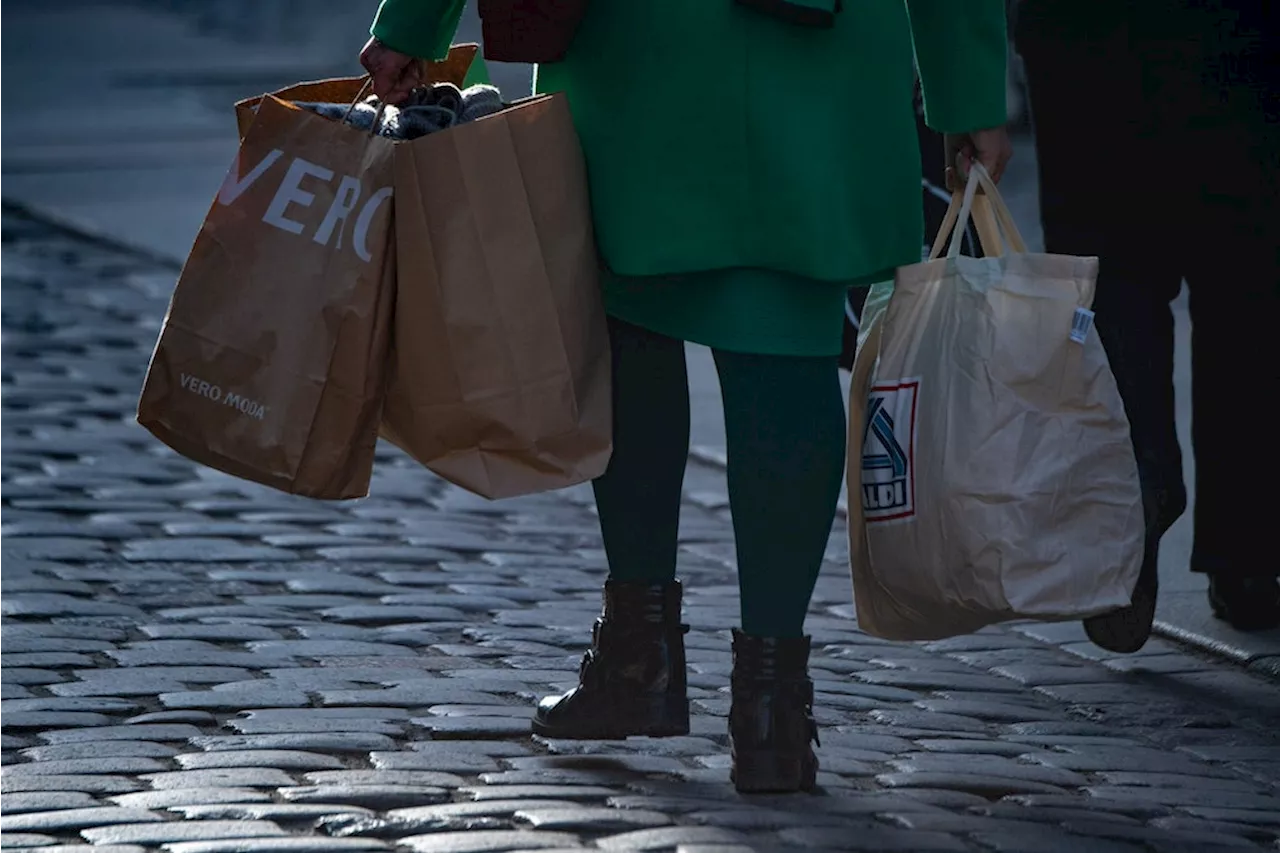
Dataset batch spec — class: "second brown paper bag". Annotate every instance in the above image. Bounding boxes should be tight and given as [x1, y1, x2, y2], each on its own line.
[382, 92, 612, 499]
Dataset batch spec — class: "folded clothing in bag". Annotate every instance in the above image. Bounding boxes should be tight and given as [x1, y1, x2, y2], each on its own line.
[296, 83, 505, 141]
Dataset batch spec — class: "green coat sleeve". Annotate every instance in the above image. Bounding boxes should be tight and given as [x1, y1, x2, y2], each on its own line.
[904, 0, 1008, 134]
[371, 0, 467, 60]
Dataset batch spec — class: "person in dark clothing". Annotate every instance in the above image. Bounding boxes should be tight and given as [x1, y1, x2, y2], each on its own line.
[1015, 1, 1279, 649]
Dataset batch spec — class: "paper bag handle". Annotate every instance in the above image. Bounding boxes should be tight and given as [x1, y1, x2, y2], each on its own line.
[340, 76, 388, 137]
[928, 162, 1028, 260]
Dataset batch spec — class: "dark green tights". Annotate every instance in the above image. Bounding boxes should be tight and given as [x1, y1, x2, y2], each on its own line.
[593, 317, 847, 638]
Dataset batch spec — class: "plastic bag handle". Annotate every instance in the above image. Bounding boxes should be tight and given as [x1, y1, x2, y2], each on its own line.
[927, 162, 1028, 260]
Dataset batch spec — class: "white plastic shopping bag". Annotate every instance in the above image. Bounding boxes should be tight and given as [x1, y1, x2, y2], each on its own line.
[846, 164, 1145, 641]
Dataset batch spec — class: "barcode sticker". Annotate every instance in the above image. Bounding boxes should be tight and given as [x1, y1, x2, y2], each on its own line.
[1070, 307, 1095, 343]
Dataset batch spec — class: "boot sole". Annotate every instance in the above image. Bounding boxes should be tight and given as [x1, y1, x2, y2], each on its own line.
[531, 695, 690, 740]
[731, 749, 818, 794]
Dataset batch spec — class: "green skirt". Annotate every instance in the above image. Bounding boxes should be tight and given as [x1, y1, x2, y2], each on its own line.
[602, 267, 878, 358]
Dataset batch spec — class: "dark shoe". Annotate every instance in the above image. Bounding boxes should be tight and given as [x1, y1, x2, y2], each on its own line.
[1084, 556, 1158, 654]
[1084, 497, 1170, 653]
[729, 629, 820, 794]
[532, 580, 690, 740]
[1084, 486, 1186, 654]
[1209, 576, 1280, 632]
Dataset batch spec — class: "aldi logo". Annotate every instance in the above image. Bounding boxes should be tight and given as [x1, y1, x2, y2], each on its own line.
[860, 378, 920, 523]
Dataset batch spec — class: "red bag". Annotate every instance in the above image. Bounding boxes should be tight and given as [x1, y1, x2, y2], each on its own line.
[478, 0, 589, 63]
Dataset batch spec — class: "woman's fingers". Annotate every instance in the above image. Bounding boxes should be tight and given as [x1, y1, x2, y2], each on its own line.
[972, 127, 1013, 184]
[360, 38, 421, 105]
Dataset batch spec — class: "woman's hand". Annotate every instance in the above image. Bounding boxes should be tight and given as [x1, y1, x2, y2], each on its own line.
[944, 126, 1014, 191]
[359, 37, 423, 105]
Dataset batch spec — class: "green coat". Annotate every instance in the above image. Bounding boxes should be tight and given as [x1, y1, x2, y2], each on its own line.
[372, 0, 1007, 355]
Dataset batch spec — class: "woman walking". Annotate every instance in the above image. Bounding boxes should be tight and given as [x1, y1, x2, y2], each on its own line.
[361, 0, 1012, 793]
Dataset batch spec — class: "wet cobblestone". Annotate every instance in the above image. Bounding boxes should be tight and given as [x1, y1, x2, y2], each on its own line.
[3, 206, 1280, 852]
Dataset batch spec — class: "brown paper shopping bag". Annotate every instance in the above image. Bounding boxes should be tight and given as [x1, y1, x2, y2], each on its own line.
[846, 165, 1144, 640]
[138, 82, 396, 499]
[381, 92, 612, 499]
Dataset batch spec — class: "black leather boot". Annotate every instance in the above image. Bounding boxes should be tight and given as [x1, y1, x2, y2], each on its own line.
[729, 630, 820, 794]
[1209, 575, 1280, 631]
[532, 580, 690, 739]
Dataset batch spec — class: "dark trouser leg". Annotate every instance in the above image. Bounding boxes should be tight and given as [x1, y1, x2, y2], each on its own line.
[1175, 37, 1280, 580]
[1086, 260, 1186, 650]
[1194, 244, 1280, 627]
[1022, 32, 1190, 532]
[1020, 31, 1187, 651]
[712, 348, 846, 638]
[1091, 266, 1189, 543]
[1176, 13, 1280, 626]
[1185, 201, 1280, 581]
[592, 316, 690, 583]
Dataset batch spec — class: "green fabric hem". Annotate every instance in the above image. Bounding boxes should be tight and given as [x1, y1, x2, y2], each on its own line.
[602, 268, 874, 358]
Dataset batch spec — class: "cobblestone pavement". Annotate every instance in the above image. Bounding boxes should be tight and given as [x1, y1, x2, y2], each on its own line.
[3, 203, 1280, 853]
